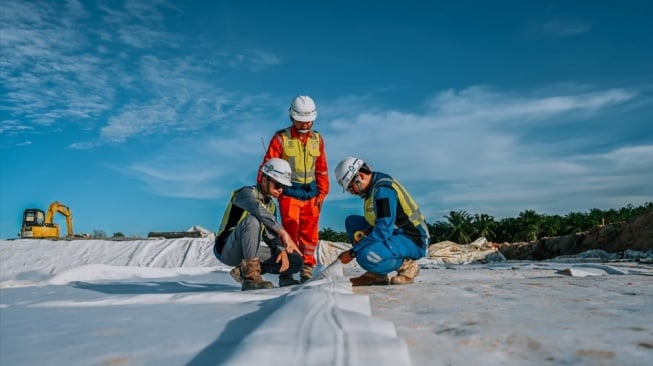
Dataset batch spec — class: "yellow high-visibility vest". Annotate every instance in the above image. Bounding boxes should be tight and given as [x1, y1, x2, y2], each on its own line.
[363, 175, 429, 242]
[216, 186, 275, 243]
[280, 128, 321, 184]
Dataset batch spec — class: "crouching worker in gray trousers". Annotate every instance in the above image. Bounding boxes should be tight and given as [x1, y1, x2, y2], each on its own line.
[214, 158, 304, 291]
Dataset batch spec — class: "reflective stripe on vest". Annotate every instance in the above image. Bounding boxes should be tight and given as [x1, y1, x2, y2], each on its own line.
[280, 128, 321, 184]
[363, 177, 430, 241]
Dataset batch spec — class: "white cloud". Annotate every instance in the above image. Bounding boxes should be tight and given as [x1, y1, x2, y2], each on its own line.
[534, 19, 592, 36]
[101, 103, 180, 142]
[0, 120, 34, 134]
[1, 0, 283, 143]
[322, 85, 649, 220]
[223, 49, 283, 71]
[1, 0, 649, 223]
[424, 86, 634, 125]
[67, 141, 99, 150]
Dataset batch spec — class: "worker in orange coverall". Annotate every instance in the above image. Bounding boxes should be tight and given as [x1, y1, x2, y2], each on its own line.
[259, 95, 329, 284]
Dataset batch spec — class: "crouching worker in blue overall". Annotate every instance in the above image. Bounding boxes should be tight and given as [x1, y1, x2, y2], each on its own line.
[334, 157, 430, 286]
[214, 158, 304, 291]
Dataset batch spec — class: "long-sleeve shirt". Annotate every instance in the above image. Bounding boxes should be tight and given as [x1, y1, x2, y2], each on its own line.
[216, 185, 284, 253]
[259, 126, 329, 202]
[352, 172, 429, 256]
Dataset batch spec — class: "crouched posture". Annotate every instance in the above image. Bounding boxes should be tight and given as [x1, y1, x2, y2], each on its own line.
[214, 158, 303, 291]
[334, 157, 430, 286]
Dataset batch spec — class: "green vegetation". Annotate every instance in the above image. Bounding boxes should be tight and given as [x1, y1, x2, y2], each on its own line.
[319, 202, 652, 244]
[319, 227, 349, 243]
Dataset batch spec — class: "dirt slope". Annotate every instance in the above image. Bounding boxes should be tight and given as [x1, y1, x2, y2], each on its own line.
[498, 207, 653, 260]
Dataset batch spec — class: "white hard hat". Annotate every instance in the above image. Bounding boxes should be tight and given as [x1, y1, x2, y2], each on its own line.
[334, 156, 365, 192]
[289, 95, 317, 122]
[261, 158, 293, 186]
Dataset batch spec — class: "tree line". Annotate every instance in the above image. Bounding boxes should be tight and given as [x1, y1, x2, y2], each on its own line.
[319, 202, 653, 245]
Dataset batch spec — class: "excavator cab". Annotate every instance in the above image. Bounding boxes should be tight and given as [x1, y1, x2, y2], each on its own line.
[23, 209, 46, 227]
[20, 202, 71, 238]
[21, 208, 59, 238]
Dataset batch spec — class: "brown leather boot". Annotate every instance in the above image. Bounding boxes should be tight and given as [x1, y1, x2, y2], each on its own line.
[350, 272, 390, 286]
[300, 264, 314, 283]
[390, 259, 420, 285]
[241, 258, 273, 291]
[230, 265, 243, 284]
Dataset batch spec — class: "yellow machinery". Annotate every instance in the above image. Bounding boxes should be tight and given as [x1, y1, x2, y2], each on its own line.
[20, 201, 74, 239]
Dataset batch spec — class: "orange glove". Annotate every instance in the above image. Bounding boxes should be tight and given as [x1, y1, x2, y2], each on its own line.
[339, 249, 355, 264]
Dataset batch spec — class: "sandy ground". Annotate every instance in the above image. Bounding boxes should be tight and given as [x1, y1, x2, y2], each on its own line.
[350, 262, 653, 366]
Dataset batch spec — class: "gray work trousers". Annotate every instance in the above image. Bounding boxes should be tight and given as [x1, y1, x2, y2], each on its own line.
[218, 215, 274, 267]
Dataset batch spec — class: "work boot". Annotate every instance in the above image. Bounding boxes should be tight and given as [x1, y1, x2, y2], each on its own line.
[350, 272, 390, 286]
[278, 273, 300, 287]
[241, 258, 273, 291]
[390, 259, 420, 285]
[300, 264, 314, 283]
[230, 265, 243, 284]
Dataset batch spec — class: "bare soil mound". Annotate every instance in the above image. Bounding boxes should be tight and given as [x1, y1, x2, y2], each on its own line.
[498, 207, 653, 260]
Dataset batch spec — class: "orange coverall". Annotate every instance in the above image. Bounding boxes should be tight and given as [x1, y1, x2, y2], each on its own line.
[259, 126, 329, 267]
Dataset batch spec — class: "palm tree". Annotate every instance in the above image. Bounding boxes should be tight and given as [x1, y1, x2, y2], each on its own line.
[472, 213, 496, 241]
[587, 208, 605, 227]
[518, 210, 541, 242]
[444, 210, 473, 244]
[618, 204, 635, 222]
[539, 214, 563, 238]
[316, 202, 651, 247]
[603, 208, 619, 225]
[319, 227, 348, 242]
[563, 211, 589, 234]
[428, 221, 452, 244]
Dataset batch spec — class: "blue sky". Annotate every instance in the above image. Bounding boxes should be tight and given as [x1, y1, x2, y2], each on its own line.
[1, 0, 652, 239]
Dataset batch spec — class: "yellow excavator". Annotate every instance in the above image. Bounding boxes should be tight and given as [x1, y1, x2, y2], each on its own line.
[20, 201, 74, 239]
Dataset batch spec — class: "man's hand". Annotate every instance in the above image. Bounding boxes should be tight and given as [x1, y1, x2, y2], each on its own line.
[276, 250, 290, 272]
[339, 249, 355, 264]
[315, 198, 323, 210]
[279, 228, 302, 256]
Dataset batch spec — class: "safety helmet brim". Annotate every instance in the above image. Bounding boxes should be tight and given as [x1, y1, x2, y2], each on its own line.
[261, 158, 293, 186]
[334, 156, 365, 192]
[289, 95, 317, 122]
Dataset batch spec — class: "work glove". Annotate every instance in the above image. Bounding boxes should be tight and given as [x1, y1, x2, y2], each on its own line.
[338, 249, 355, 264]
[353, 230, 366, 244]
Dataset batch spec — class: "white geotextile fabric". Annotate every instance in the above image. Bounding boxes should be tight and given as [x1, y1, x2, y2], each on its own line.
[222, 260, 413, 366]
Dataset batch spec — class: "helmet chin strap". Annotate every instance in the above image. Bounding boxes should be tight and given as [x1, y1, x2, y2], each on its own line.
[355, 180, 364, 196]
[349, 176, 364, 196]
[260, 176, 272, 197]
[290, 117, 313, 134]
